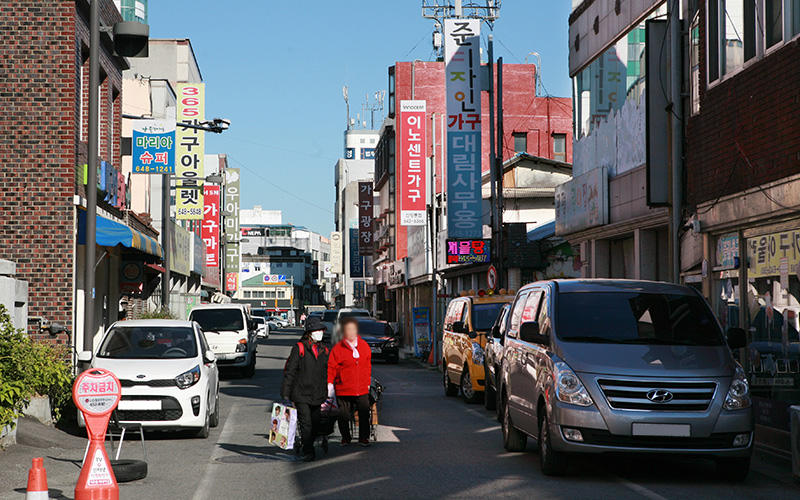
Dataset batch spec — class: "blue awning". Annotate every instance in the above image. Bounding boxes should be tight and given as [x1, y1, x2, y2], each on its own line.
[78, 210, 163, 258]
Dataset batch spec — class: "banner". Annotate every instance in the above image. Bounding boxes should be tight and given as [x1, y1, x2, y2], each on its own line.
[224, 168, 240, 286]
[330, 231, 343, 274]
[202, 185, 220, 268]
[399, 100, 427, 226]
[176, 83, 205, 220]
[412, 307, 432, 357]
[349, 219, 363, 278]
[132, 120, 175, 174]
[748, 229, 800, 279]
[358, 181, 374, 256]
[170, 221, 192, 276]
[226, 272, 238, 292]
[445, 19, 482, 238]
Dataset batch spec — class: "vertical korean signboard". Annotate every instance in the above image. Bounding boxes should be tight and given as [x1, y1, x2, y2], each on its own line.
[202, 185, 220, 268]
[444, 19, 482, 238]
[358, 181, 374, 256]
[132, 120, 175, 174]
[399, 100, 427, 226]
[330, 231, 343, 274]
[349, 219, 363, 278]
[176, 83, 205, 220]
[224, 168, 240, 291]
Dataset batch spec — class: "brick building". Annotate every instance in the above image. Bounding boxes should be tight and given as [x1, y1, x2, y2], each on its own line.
[0, 0, 162, 349]
[685, 1, 800, 454]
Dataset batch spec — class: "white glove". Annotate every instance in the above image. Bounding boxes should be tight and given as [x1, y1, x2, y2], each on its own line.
[327, 383, 335, 398]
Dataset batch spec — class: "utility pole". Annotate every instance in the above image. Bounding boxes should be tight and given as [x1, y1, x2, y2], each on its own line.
[161, 176, 171, 311]
[488, 36, 500, 290]
[668, 0, 683, 283]
[495, 57, 505, 289]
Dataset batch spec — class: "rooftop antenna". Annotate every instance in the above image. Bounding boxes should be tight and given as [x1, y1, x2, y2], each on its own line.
[343, 85, 350, 130]
[525, 51, 542, 97]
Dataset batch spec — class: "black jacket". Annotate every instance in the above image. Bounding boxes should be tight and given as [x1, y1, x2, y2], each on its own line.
[281, 338, 329, 405]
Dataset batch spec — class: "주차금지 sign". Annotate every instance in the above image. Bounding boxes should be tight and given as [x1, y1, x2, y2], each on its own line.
[132, 119, 175, 174]
[446, 239, 490, 264]
[176, 83, 205, 220]
[399, 100, 427, 226]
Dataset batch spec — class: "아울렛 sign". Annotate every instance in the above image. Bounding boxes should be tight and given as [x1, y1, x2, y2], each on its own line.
[446, 239, 490, 264]
[176, 83, 205, 220]
[399, 100, 427, 226]
[132, 119, 175, 174]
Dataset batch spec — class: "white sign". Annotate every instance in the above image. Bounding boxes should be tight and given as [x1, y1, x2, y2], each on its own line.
[555, 167, 608, 236]
[87, 448, 114, 486]
[330, 231, 343, 274]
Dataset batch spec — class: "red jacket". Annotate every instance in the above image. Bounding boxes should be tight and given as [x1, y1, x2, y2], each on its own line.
[328, 338, 372, 396]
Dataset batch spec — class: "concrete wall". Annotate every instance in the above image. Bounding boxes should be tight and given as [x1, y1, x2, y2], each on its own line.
[0, 260, 28, 330]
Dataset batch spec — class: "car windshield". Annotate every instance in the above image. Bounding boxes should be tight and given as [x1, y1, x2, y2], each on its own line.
[556, 292, 723, 346]
[358, 321, 390, 337]
[322, 311, 338, 321]
[98, 326, 197, 359]
[190, 309, 244, 332]
[340, 311, 370, 319]
[472, 302, 506, 331]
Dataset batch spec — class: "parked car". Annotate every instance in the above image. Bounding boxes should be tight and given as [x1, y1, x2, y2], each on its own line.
[356, 318, 400, 364]
[498, 279, 754, 478]
[332, 308, 371, 344]
[266, 316, 289, 328]
[320, 309, 339, 344]
[253, 316, 270, 339]
[78, 320, 220, 438]
[483, 302, 511, 416]
[442, 291, 516, 403]
[189, 303, 257, 377]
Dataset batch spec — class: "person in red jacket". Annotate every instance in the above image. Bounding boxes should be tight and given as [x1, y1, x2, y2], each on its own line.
[328, 316, 372, 446]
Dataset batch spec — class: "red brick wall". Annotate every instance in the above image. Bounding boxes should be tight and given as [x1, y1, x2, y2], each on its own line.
[687, 6, 800, 207]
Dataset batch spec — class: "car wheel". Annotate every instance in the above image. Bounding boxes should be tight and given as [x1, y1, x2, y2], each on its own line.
[460, 366, 481, 404]
[209, 393, 220, 428]
[443, 363, 459, 397]
[539, 411, 568, 476]
[484, 368, 497, 411]
[715, 456, 751, 481]
[242, 354, 256, 378]
[502, 397, 527, 452]
[110, 459, 148, 482]
[195, 411, 210, 439]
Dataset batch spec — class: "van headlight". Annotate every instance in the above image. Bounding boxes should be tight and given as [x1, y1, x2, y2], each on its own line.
[471, 342, 484, 365]
[235, 339, 248, 352]
[175, 365, 201, 389]
[554, 361, 593, 407]
[724, 365, 751, 410]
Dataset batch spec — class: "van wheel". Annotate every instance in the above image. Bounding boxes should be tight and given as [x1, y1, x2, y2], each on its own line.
[209, 393, 220, 428]
[461, 367, 481, 404]
[443, 363, 458, 397]
[539, 411, 568, 476]
[715, 456, 750, 481]
[502, 397, 527, 452]
[484, 370, 497, 411]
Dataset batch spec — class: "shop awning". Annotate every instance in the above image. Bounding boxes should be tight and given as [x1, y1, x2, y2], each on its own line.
[78, 210, 163, 259]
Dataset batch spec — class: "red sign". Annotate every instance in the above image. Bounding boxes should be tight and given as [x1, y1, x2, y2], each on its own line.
[358, 182, 373, 256]
[226, 272, 238, 292]
[202, 185, 220, 268]
[398, 100, 427, 226]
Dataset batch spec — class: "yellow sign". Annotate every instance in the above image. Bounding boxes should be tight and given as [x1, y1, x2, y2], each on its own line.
[747, 229, 800, 278]
[175, 83, 205, 220]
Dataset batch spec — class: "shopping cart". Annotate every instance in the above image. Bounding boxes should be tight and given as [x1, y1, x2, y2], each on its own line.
[350, 378, 383, 441]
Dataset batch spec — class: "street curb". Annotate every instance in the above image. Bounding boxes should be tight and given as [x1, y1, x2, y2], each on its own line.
[405, 357, 440, 371]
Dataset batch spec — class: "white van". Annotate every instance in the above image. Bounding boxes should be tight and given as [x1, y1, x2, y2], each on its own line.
[189, 304, 257, 377]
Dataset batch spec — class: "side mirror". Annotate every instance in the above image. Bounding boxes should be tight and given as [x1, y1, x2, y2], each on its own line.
[468, 330, 478, 339]
[452, 321, 468, 334]
[520, 321, 548, 345]
[204, 350, 216, 363]
[77, 351, 93, 363]
[491, 325, 502, 339]
[726, 327, 747, 350]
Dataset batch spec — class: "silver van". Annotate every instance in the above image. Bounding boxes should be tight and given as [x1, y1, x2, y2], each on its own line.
[498, 280, 753, 478]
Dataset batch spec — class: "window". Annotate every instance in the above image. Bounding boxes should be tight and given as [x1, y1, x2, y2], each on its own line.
[513, 132, 527, 153]
[521, 292, 542, 324]
[766, 0, 783, 48]
[792, 0, 800, 37]
[253, 291, 264, 298]
[690, 11, 702, 114]
[507, 292, 530, 337]
[278, 290, 286, 299]
[553, 134, 567, 162]
[266, 290, 276, 299]
[360, 138, 366, 144]
[243, 291, 252, 298]
[537, 292, 551, 336]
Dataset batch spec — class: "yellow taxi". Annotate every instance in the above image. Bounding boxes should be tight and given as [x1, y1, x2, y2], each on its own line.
[442, 289, 515, 403]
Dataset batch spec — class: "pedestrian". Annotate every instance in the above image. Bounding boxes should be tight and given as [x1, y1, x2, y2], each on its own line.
[281, 316, 329, 461]
[300, 312, 306, 326]
[327, 316, 372, 447]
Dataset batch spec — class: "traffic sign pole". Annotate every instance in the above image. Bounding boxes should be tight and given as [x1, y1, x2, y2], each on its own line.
[73, 368, 122, 500]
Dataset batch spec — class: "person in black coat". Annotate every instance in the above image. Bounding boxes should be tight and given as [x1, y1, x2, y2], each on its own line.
[281, 316, 328, 461]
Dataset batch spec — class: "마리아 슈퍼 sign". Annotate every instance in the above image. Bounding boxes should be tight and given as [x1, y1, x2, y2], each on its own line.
[176, 83, 205, 220]
[399, 100, 427, 226]
[446, 239, 490, 264]
[132, 119, 175, 174]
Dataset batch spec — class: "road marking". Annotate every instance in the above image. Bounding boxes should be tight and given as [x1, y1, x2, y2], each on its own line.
[193, 403, 240, 500]
[302, 476, 390, 499]
[611, 475, 671, 500]
[475, 425, 501, 433]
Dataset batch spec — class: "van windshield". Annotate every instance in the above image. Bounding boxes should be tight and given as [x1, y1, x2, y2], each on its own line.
[190, 309, 245, 332]
[557, 292, 723, 346]
[98, 326, 197, 359]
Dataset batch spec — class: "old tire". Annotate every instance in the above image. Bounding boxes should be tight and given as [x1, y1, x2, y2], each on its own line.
[209, 393, 220, 428]
[715, 456, 751, 481]
[110, 459, 148, 483]
[461, 367, 481, 404]
[502, 397, 527, 452]
[443, 364, 459, 397]
[484, 370, 497, 411]
[539, 411, 568, 476]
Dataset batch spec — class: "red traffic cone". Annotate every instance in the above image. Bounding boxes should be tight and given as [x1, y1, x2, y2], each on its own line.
[26, 457, 49, 500]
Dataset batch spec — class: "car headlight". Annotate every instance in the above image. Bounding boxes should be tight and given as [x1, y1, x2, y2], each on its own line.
[383, 338, 399, 348]
[235, 339, 248, 352]
[175, 365, 201, 389]
[724, 364, 751, 410]
[471, 342, 484, 365]
[554, 361, 593, 407]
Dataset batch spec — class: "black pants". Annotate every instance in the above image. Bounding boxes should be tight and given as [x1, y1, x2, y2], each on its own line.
[337, 394, 370, 442]
[295, 402, 321, 456]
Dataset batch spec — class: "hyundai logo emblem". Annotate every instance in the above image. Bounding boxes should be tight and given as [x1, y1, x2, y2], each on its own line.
[136, 374, 146, 379]
[646, 389, 674, 403]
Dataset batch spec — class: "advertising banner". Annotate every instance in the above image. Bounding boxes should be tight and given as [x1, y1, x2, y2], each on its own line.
[399, 100, 427, 226]
[224, 169, 240, 286]
[445, 19, 482, 238]
[241, 227, 267, 237]
[202, 185, 220, 268]
[170, 222, 191, 276]
[330, 231, 343, 275]
[349, 220, 363, 278]
[132, 119, 175, 174]
[554, 167, 608, 235]
[358, 181, 374, 256]
[192, 233, 204, 275]
[176, 83, 205, 220]
[446, 239, 491, 264]
[748, 229, 800, 278]
[412, 307, 432, 357]
[226, 272, 238, 292]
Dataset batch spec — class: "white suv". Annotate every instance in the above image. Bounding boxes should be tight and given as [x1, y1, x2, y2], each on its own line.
[189, 304, 257, 377]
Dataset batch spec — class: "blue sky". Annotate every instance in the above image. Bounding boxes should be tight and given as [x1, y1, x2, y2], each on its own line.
[148, 1, 572, 235]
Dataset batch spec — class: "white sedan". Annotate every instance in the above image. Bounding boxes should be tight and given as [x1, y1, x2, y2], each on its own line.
[253, 316, 270, 339]
[78, 319, 220, 438]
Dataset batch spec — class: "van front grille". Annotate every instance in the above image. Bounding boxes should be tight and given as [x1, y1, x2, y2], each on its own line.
[597, 379, 717, 412]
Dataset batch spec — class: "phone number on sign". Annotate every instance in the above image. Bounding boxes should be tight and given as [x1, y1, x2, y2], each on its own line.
[133, 165, 174, 174]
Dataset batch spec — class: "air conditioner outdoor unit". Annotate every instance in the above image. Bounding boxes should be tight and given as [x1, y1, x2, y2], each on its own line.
[792, 405, 800, 478]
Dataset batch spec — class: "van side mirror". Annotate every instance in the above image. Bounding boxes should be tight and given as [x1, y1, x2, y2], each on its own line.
[726, 327, 747, 350]
[520, 321, 548, 345]
[204, 350, 216, 363]
[77, 351, 93, 363]
[452, 321, 468, 334]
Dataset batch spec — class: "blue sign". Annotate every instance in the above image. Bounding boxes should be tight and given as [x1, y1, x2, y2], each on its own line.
[132, 120, 176, 174]
[412, 307, 432, 357]
[360, 148, 375, 160]
[345, 148, 355, 160]
[447, 131, 482, 238]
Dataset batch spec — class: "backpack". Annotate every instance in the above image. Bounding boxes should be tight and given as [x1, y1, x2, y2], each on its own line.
[283, 341, 327, 374]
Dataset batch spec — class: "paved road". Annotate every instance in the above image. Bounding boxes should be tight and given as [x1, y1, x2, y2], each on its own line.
[2, 328, 799, 499]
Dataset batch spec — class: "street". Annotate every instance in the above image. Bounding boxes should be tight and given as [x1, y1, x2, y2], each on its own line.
[1, 328, 797, 500]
